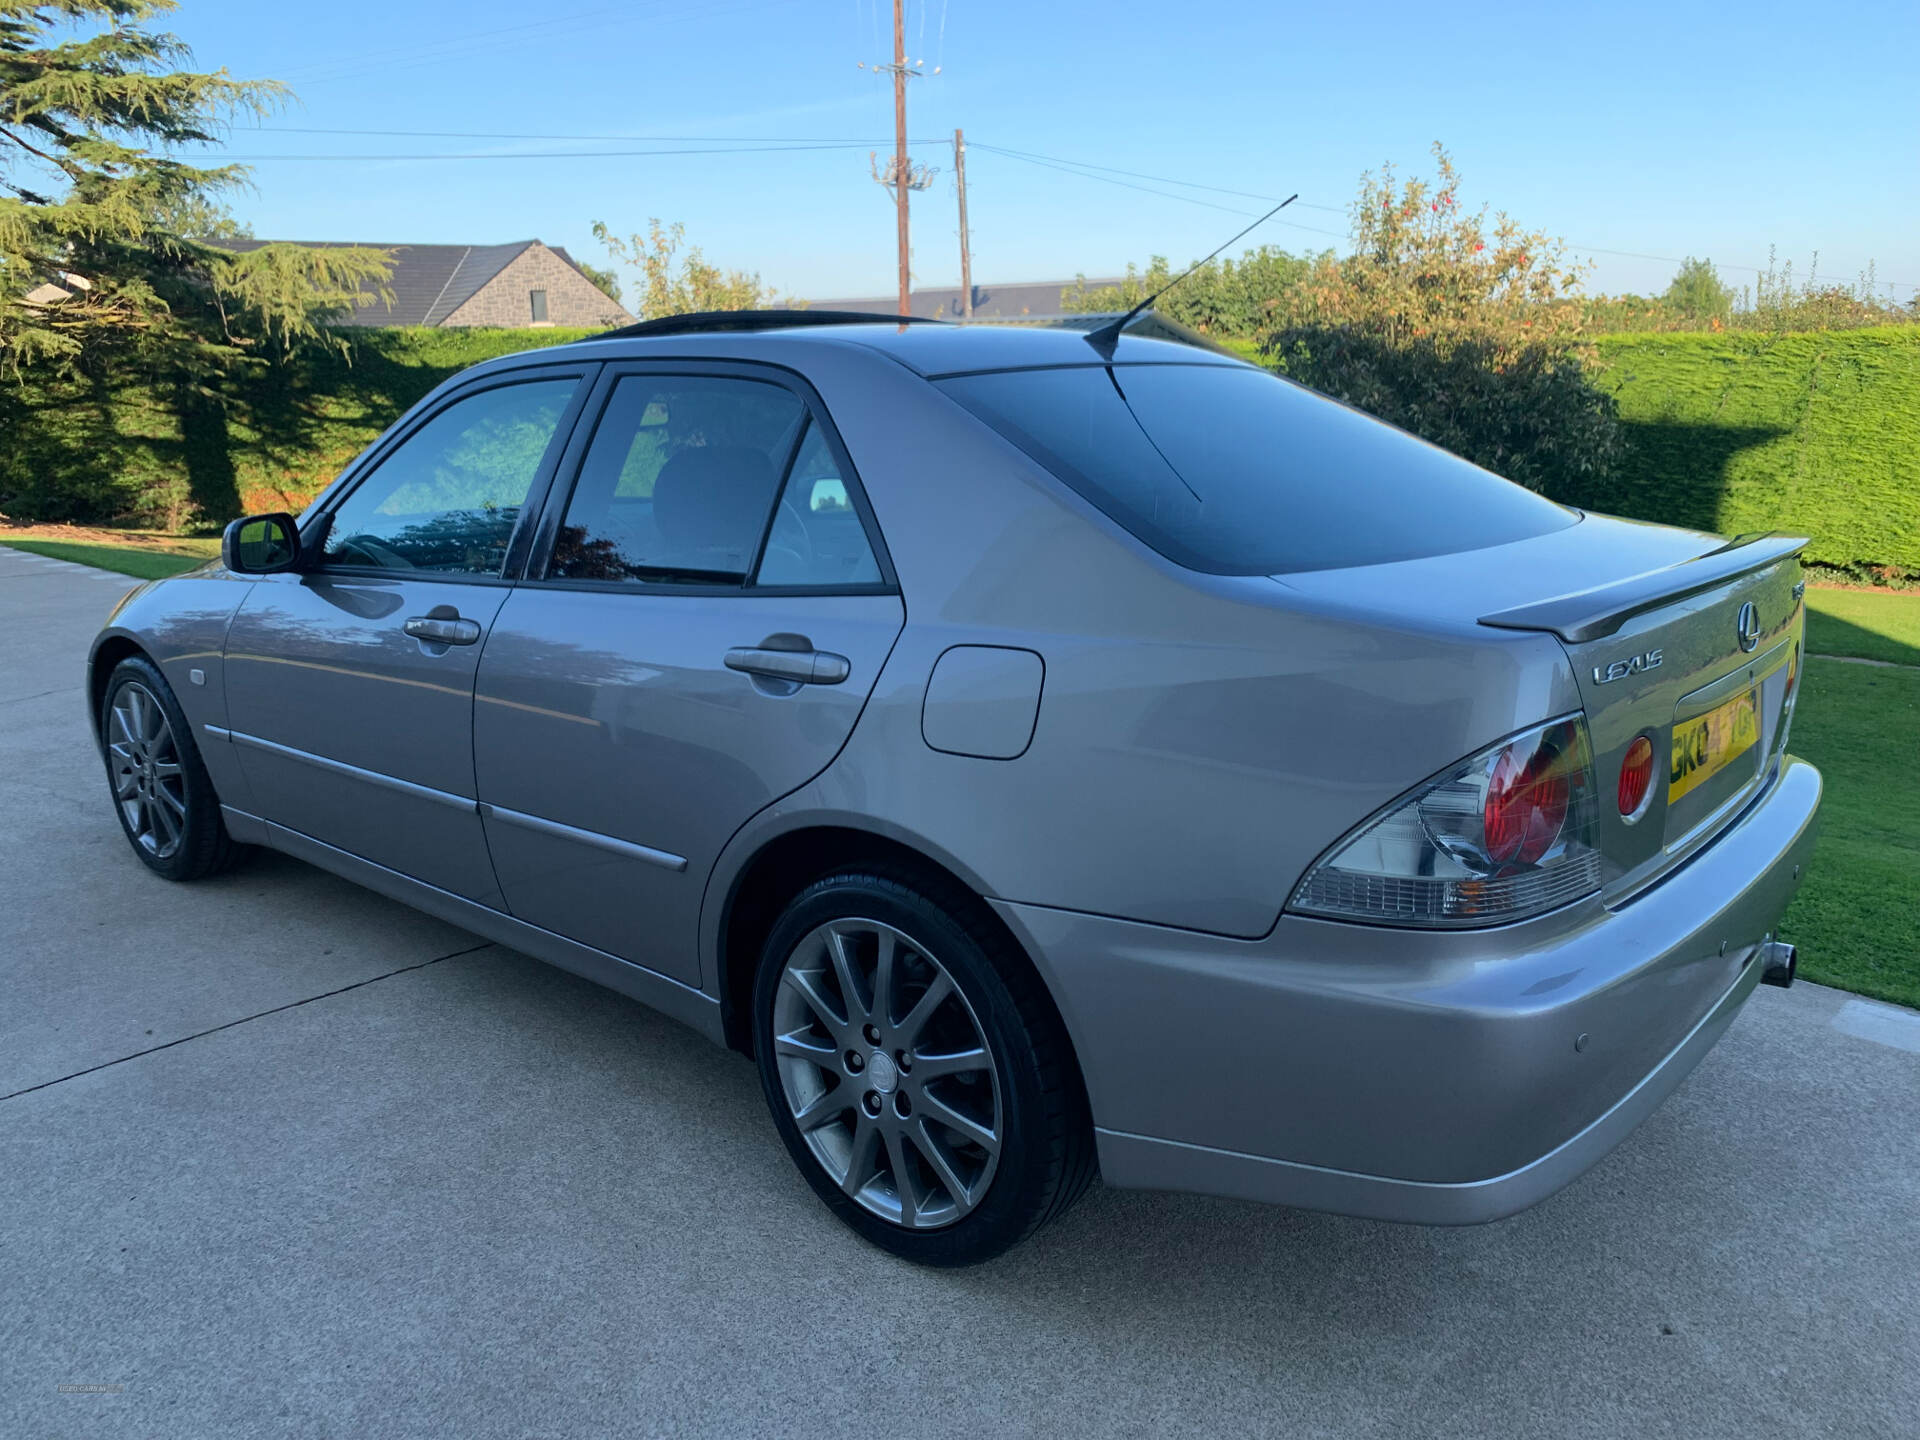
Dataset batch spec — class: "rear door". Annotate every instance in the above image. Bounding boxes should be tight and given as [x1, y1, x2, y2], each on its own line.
[222, 366, 595, 904]
[473, 363, 905, 984]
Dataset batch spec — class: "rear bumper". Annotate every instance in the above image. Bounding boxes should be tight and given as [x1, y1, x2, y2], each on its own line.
[993, 755, 1823, 1224]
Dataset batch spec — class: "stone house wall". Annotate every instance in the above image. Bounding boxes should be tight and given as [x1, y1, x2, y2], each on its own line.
[442, 242, 632, 328]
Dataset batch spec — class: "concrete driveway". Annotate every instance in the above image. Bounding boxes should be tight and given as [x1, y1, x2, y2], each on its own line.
[3, 543, 1916, 1440]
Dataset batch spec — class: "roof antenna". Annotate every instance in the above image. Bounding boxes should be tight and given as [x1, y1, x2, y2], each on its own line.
[1084, 193, 1298, 359]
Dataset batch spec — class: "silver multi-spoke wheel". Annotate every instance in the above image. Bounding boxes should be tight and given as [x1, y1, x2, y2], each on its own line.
[108, 682, 188, 860]
[772, 917, 1003, 1230]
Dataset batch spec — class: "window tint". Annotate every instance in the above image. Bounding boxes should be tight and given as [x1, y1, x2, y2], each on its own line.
[937, 364, 1577, 575]
[322, 378, 578, 575]
[754, 421, 882, 588]
[549, 375, 805, 584]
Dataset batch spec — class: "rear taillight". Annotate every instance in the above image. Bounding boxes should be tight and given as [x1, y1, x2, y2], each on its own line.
[1289, 717, 1601, 928]
[1617, 734, 1654, 819]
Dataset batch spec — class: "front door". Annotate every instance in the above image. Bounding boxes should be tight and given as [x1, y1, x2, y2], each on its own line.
[222, 369, 592, 904]
[473, 367, 905, 984]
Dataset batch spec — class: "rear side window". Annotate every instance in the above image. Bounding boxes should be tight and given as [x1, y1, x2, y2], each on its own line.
[936, 363, 1577, 575]
[550, 375, 805, 584]
[754, 421, 883, 588]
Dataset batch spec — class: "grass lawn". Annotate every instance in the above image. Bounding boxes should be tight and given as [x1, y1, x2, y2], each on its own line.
[1, 533, 219, 580]
[1805, 587, 1920, 667]
[1778, 657, 1920, 1009]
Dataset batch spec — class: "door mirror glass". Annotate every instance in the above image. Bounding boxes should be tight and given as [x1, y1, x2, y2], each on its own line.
[222, 512, 301, 574]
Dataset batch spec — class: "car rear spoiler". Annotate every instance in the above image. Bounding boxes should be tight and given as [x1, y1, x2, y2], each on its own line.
[1478, 532, 1810, 644]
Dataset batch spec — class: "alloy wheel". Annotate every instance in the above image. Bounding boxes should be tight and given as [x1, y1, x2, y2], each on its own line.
[771, 917, 1003, 1229]
[108, 682, 188, 860]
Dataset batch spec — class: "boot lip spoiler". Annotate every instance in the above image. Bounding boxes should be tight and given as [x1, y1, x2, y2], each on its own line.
[1478, 532, 1811, 644]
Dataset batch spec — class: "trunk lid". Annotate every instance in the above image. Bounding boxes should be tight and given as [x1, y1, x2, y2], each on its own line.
[1481, 529, 1805, 900]
[1276, 515, 1807, 901]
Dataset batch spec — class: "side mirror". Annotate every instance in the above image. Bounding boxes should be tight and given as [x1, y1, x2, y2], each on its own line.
[222, 513, 303, 575]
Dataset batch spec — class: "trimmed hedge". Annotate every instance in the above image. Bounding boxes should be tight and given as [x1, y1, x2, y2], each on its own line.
[8, 324, 1918, 573]
[1576, 327, 1920, 570]
[0, 327, 599, 528]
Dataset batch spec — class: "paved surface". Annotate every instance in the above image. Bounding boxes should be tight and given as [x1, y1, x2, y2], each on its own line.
[3, 544, 1917, 1439]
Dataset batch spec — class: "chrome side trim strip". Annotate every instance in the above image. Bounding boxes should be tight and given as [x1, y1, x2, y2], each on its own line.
[224, 728, 477, 813]
[478, 802, 688, 873]
[203, 724, 232, 742]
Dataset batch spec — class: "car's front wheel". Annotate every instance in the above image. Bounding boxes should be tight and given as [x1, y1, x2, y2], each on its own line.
[752, 871, 1094, 1266]
[101, 655, 243, 882]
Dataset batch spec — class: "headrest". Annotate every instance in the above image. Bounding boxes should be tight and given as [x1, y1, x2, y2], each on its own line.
[650, 445, 778, 570]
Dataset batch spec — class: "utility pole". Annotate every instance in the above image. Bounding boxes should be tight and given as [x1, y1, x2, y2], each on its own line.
[862, 0, 935, 316]
[954, 127, 972, 319]
[890, 0, 909, 315]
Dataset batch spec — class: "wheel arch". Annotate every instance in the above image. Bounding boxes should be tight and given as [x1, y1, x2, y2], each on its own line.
[710, 819, 1085, 1094]
[87, 631, 151, 746]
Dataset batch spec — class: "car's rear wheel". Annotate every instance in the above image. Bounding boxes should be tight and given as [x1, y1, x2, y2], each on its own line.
[752, 870, 1094, 1265]
[101, 655, 243, 882]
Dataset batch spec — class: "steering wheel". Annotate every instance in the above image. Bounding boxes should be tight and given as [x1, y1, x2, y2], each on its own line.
[774, 498, 815, 566]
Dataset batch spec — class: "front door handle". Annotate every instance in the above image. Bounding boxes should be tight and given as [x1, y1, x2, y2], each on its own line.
[724, 646, 850, 685]
[404, 614, 482, 646]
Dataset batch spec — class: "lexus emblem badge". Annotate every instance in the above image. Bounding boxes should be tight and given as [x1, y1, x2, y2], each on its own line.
[1736, 601, 1761, 652]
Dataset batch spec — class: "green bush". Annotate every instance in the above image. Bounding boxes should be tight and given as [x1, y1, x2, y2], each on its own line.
[1576, 327, 1920, 570]
[1061, 246, 1324, 338]
[1255, 145, 1624, 501]
[0, 327, 597, 528]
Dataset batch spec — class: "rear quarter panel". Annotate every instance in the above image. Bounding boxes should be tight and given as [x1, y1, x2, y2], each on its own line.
[708, 346, 1582, 940]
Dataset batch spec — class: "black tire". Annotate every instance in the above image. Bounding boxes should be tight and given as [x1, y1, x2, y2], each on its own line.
[100, 655, 245, 882]
[752, 869, 1095, 1266]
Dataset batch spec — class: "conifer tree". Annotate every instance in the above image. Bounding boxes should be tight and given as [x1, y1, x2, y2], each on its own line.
[1, 1, 390, 374]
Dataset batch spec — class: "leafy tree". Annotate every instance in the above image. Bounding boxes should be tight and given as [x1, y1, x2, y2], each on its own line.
[1663, 256, 1732, 322]
[1259, 144, 1620, 498]
[1062, 245, 1323, 338]
[591, 218, 792, 317]
[0, 0, 392, 375]
[575, 258, 622, 305]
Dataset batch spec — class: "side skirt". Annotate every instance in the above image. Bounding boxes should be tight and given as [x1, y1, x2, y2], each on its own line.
[223, 805, 727, 1047]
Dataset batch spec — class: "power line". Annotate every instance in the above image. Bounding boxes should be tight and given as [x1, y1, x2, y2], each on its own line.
[241, 126, 948, 144]
[974, 142, 1346, 213]
[973, 142, 1917, 295]
[970, 144, 1350, 240]
[214, 142, 904, 161]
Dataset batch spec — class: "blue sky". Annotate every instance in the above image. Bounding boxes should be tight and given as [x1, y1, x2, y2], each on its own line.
[170, 0, 1920, 306]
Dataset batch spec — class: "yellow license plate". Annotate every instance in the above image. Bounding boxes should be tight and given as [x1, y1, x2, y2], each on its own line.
[1669, 689, 1760, 803]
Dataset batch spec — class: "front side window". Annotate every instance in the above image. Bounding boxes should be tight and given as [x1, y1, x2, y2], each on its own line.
[938, 363, 1577, 575]
[323, 377, 578, 576]
[549, 375, 806, 584]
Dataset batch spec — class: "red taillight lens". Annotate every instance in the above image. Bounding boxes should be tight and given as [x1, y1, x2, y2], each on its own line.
[1784, 645, 1798, 702]
[1483, 725, 1574, 864]
[1617, 734, 1654, 817]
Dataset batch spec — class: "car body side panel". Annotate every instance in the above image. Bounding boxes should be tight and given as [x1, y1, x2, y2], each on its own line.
[743, 344, 1580, 937]
[473, 589, 903, 986]
[222, 572, 509, 906]
[89, 568, 256, 809]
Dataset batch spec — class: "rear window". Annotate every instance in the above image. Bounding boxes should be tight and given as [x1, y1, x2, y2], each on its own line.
[936, 363, 1577, 575]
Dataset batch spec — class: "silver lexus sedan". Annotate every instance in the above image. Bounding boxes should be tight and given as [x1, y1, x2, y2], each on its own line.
[89, 312, 1820, 1265]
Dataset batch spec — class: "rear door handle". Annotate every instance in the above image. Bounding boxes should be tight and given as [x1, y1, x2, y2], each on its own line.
[404, 615, 482, 646]
[724, 646, 850, 685]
